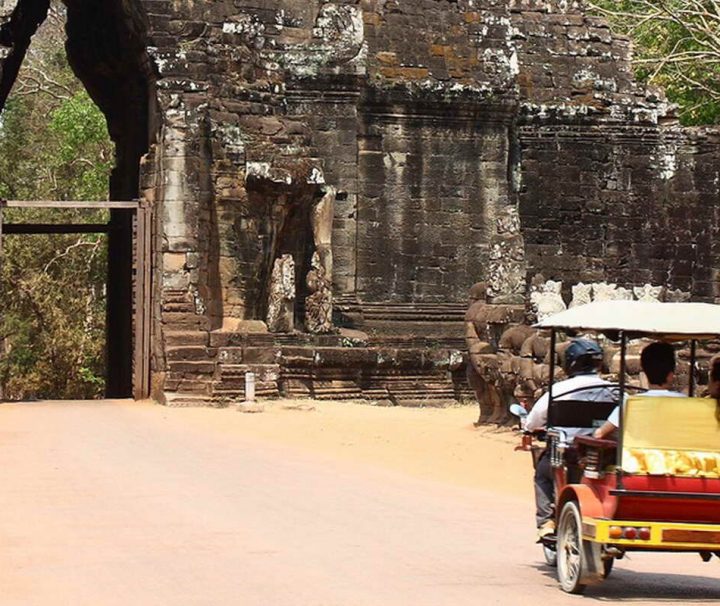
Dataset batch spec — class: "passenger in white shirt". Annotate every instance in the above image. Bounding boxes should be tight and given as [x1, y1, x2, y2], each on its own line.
[594, 341, 686, 439]
[526, 338, 615, 540]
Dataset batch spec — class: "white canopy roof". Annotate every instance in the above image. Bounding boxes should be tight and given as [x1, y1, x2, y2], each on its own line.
[535, 301, 720, 340]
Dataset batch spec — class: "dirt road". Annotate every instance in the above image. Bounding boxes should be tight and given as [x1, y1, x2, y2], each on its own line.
[0, 401, 718, 605]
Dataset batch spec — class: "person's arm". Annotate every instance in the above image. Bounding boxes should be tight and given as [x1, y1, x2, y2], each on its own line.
[593, 405, 619, 439]
[524, 392, 549, 432]
[593, 420, 616, 439]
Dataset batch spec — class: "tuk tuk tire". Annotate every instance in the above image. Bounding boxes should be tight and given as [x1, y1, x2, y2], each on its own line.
[557, 501, 604, 594]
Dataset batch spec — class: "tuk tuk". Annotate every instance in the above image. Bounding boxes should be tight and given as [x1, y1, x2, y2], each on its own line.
[531, 300, 720, 594]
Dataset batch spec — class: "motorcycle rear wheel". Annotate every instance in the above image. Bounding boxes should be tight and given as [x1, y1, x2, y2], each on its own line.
[557, 501, 587, 594]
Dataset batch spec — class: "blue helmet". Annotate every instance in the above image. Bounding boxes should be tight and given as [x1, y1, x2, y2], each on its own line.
[564, 338, 603, 376]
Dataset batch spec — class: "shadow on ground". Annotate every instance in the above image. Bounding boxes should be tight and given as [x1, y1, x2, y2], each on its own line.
[528, 561, 720, 602]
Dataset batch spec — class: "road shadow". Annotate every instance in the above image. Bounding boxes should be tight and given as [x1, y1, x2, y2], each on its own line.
[528, 562, 720, 602]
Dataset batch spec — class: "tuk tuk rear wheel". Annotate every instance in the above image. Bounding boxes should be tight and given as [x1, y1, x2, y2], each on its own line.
[557, 501, 587, 594]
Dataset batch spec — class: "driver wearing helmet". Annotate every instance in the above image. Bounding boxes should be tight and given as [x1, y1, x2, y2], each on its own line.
[523, 338, 614, 541]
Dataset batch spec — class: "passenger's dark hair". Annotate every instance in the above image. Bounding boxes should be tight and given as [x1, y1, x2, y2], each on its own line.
[710, 355, 720, 422]
[711, 356, 720, 383]
[640, 342, 676, 386]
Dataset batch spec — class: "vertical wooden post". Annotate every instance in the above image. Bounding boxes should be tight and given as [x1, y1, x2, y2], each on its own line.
[141, 199, 152, 399]
[132, 199, 153, 400]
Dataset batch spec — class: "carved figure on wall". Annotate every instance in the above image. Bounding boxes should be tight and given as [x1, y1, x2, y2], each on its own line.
[634, 284, 664, 302]
[305, 186, 336, 334]
[487, 207, 526, 304]
[305, 253, 333, 333]
[530, 279, 566, 322]
[464, 282, 527, 424]
[592, 281, 632, 302]
[267, 254, 296, 333]
[277, 3, 365, 76]
[569, 282, 592, 308]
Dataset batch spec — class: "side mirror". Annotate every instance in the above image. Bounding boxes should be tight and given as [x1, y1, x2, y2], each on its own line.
[509, 403, 528, 418]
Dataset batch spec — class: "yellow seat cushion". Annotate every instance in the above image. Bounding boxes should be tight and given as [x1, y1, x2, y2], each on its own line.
[622, 397, 720, 477]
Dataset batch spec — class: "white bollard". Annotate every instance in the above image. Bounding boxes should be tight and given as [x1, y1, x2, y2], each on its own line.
[237, 371, 263, 413]
[245, 371, 256, 403]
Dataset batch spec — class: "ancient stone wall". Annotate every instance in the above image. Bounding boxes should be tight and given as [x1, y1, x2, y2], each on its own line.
[511, 0, 654, 116]
[356, 110, 509, 303]
[0, 0, 718, 404]
[519, 127, 720, 301]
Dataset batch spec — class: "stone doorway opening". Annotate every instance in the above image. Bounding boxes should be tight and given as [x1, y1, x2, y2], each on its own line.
[0, 0, 157, 398]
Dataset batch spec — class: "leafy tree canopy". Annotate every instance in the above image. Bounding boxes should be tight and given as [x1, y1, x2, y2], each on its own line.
[0, 3, 113, 399]
[589, 0, 720, 125]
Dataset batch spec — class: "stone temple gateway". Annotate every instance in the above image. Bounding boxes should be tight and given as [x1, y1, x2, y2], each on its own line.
[0, 0, 718, 404]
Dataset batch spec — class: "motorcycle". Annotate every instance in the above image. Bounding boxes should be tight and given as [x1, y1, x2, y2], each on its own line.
[509, 403, 558, 567]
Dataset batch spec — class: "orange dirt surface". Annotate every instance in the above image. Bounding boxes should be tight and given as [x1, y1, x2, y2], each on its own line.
[1, 400, 719, 605]
[172, 400, 533, 499]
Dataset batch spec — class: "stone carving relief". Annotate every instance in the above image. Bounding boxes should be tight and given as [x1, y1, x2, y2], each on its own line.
[0, 1, 18, 27]
[530, 279, 566, 322]
[267, 254, 296, 333]
[569, 282, 591, 308]
[633, 284, 664, 302]
[592, 282, 632, 302]
[467, 276, 695, 425]
[487, 206, 526, 304]
[277, 4, 366, 77]
[305, 253, 333, 334]
[464, 283, 526, 424]
[305, 186, 336, 334]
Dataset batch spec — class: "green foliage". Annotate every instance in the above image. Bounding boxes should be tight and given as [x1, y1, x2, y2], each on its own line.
[590, 0, 720, 126]
[0, 91, 112, 202]
[0, 9, 113, 400]
[0, 234, 108, 399]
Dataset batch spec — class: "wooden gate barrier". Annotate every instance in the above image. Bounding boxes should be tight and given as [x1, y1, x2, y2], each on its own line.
[0, 200, 153, 399]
